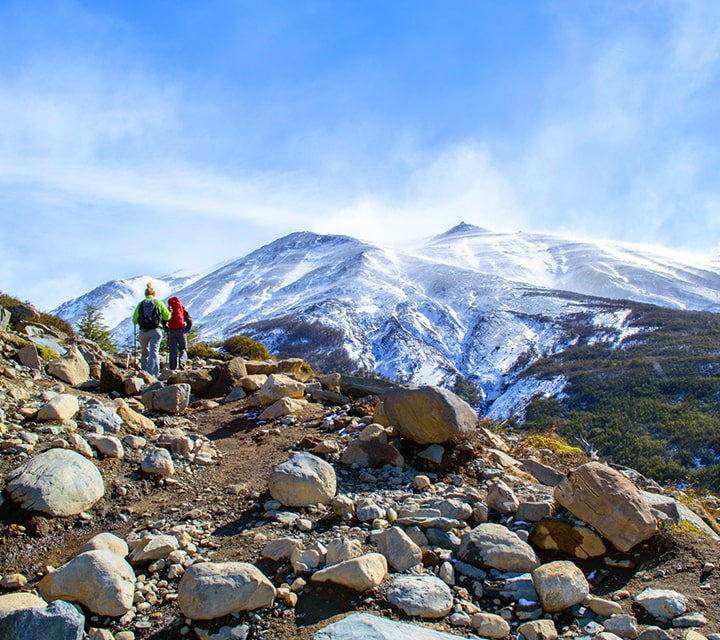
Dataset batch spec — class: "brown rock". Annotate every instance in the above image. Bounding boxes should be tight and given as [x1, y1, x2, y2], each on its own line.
[206, 357, 248, 398]
[341, 439, 404, 468]
[554, 462, 657, 552]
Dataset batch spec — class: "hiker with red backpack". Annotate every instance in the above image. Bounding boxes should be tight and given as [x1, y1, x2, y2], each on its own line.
[132, 283, 171, 377]
[166, 296, 193, 371]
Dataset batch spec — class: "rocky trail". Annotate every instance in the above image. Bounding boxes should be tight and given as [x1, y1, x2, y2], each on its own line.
[1, 306, 720, 640]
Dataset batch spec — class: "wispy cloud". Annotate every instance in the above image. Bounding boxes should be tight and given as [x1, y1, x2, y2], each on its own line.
[3, 0, 720, 310]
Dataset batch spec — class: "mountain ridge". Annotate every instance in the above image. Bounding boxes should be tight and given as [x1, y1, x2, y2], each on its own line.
[53, 224, 720, 420]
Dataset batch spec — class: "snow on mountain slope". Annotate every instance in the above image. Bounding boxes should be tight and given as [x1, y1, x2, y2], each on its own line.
[420, 223, 720, 311]
[52, 224, 720, 419]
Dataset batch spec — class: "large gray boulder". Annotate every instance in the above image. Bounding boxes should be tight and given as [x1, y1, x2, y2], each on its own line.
[5, 449, 104, 517]
[142, 383, 191, 414]
[269, 452, 336, 507]
[554, 462, 657, 552]
[457, 523, 540, 573]
[386, 575, 453, 618]
[381, 386, 478, 444]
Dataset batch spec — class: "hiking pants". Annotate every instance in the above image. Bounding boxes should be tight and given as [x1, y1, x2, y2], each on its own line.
[138, 327, 163, 377]
[168, 329, 188, 370]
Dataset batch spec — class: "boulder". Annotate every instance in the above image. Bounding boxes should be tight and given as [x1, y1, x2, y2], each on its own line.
[114, 399, 156, 433]
[530, 517, 607, 559]
[457, 523, 540, 573]
[79, 532, 129, 557]
[554, 462, 657, 552]
[382, 386, 477, 444]
[386, 575, 453, 618]
[634, 588, 687, 621]
[0, 600, 84, 640]
[99, 360, 125, 394]
[326, 538, 363, 565]
[142, 383, 191, 414]
[470, 613, 511, 638]
[269, 452, 336, 507]
[377, 526, 423, 572]
[257, 373, 306, 405]
[37, 394, 79, 422]
[521, 458, 567, 486]
[258, 397, 308, 420]
[517, 620, 558, 640]
[311, 553, 388, 591]
[168, 368, 214, 398]
[5, 449, 104, 517]
[532, 560, 589, 613]
[17, 343, 42, 369]
[238, 374, 268, 391]
[0, 592, 47, 616]
[485, 479, 520, 513]
[82, 404, 123, 433]
[141, 447, 175, 477]
[128, 534, 179, 565]
[85, 434, 124, 459]
[177, 562, 276, 620]
[341, 440, 404, 468]
[277, 357, 305, 376]
[206, 357, 249, 398]
[38, 549, 135, 616]
[313, 613, 466, 639]
[46, 345, 89, 386]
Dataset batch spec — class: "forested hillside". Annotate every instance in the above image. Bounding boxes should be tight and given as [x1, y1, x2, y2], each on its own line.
[519, 304, 720, 490]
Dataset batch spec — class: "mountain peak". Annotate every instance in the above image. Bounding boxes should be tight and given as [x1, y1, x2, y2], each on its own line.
[431, 222, 488, 240]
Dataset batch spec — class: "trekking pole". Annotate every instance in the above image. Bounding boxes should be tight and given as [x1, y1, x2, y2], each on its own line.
[133, 323, 138, 369]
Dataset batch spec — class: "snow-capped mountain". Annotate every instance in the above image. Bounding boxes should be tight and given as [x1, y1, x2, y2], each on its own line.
[53, 224, 720, 418]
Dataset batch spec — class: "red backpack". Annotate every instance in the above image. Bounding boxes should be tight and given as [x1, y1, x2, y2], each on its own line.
[167, 297, 186, 330]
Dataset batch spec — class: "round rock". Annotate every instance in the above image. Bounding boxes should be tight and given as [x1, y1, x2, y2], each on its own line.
[5, 449, 105, 517]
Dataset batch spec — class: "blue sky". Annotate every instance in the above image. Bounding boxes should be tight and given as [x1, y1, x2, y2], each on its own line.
[2, 0, 720, 310]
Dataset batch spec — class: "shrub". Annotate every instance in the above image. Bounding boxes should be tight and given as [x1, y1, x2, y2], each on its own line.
[37, 312, 76, 338]
[221, 335, 271, 360]
[188, 343, 231, 361]
[36, 345, 59, 360]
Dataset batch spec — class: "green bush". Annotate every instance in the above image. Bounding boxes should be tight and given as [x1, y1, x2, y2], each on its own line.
[221, 335, 271, 360]
[188, 343, 231, 361]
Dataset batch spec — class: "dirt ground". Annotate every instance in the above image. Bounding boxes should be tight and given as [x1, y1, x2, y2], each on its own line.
[2, 395, 720, 638]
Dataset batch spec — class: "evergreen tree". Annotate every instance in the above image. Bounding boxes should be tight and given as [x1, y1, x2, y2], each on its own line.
[76, 303, 118, 353]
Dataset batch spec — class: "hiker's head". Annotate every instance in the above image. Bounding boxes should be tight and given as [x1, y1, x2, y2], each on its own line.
[145, 283, 156, 298]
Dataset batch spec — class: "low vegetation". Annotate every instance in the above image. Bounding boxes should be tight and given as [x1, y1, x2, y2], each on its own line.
[519, 304, 720, 490]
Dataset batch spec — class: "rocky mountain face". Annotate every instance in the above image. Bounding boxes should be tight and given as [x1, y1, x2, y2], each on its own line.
[53, 224, 720, 420]
[1, 304, 720, 639]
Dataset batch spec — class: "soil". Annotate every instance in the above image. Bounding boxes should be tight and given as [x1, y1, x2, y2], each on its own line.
[2, 394, 720, 639]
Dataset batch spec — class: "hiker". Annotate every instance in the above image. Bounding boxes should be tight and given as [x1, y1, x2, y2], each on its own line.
[132, 283, 171, 377]
[166, 296, 193, 371]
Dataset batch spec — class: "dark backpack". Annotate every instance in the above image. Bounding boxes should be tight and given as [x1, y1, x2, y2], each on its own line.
[138, 298, 161, 330]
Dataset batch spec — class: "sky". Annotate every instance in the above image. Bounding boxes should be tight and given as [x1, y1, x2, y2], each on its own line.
[3, 0, 720, 311]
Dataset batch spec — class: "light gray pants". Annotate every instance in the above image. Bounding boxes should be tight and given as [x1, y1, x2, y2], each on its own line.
[138, 327, 163, 376]
[168, 329, 188, 370]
